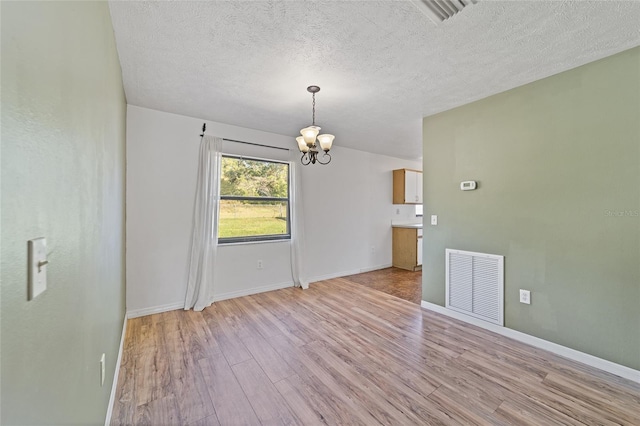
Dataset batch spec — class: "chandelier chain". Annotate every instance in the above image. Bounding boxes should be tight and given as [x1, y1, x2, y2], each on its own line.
[298, 85, 332, 166]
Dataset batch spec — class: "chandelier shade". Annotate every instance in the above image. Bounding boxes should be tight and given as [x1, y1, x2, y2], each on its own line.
[300, 126, 321, 145]
[296, 136, 309, 153]
[296, 86, 333, 165]
[317, 134, 334, 152]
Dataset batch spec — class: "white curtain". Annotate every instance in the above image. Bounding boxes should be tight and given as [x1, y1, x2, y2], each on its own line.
[289, 156, 309, 289]
[184, 135, 222, 311]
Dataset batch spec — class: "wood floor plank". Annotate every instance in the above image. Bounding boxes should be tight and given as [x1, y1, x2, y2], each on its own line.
[302, 340, 426, 425]
[134, 394, 181, 426]
[134, 326, 171, 406]
[493, 398, 584, 426]
[110, 271, 640, 426]
[214, 299, 255, 340]
[273, 375, 328, 425]
[197, 353, 260, 425]
[309, 318, 446, 414]
[230, 296, 284, 339]
[178, 309, 221, 360]
[264, 334, 374, 425]
[136, 319, 159, 351]
[426, 385, 505, 426]
[310, 287, 464, 364]
[424, 372, 504, 415]
[268, 332, 384, 425]
[186, 413, 221, 426]
[240, 330, 295, 383]
[542, 372, 640, 424]
[248, 294, 313, 346]
[123, 316, 141, 350]
[231, 359, 300, 425]
[455, 350, 624, 425]
[164, 326, 216, 424]
[201, 305, 253, 366]
[341, 267, 422, 304]
[109, 348, 136, 426]
[371, 369, 457, 425]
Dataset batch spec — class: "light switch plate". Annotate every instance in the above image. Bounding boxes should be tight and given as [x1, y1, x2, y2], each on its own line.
[100, 353, 106, 386]
[28, 237, 47, 300]
[430, 215, 438, 225]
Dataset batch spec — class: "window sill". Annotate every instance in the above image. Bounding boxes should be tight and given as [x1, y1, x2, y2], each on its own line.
[218, 238, 291, 247]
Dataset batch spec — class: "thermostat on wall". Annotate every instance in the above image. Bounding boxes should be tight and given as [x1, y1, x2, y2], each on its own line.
[460, 181, 477, 191]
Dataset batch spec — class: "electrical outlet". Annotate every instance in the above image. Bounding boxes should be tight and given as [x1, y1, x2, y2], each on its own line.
[430, 215, 438, 225]
[257, 260, 263, 269]
[396, 208, 400, 215]
[100, 353, 106, 386]
[371, 246, 375, 254]
[519, 289, 531, 304]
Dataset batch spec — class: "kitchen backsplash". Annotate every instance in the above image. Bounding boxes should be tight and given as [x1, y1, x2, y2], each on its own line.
[391, 204, 423, 225]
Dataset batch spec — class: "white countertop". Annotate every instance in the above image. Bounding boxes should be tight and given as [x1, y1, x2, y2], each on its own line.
[391, 223, 423, 229]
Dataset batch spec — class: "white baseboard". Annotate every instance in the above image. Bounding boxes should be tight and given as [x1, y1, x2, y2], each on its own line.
[212, 281, 293, 302]
[421, 301, 640, 384]
[359, 263, 393, 274]
[126, 265, 395, 319]
[126, 281, 295, 319]
[309, 263, 392, 284]
[105, 313, 128, 426]
[127, 301, 184, 319]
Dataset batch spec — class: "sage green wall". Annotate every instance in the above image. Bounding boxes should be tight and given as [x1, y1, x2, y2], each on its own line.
[1, 2, 126, 424]
[422, 47, 640, 370]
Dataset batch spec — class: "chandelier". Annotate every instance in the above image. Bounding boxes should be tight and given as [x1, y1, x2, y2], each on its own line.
[296, 85, 334, 165]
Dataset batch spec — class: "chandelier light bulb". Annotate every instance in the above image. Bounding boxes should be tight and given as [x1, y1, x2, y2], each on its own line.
[300, 126, 320, 145]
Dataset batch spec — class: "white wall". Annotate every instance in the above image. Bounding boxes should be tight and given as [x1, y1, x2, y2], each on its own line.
[126, 106, 420, 314]
[301, 146, 421, 280]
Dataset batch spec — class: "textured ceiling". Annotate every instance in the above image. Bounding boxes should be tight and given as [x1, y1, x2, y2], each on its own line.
[109, 1, 640, 159]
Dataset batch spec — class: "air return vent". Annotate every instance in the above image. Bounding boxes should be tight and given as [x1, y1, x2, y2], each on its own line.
[446, 249, 504, 325]
[411, 0, 480, 24]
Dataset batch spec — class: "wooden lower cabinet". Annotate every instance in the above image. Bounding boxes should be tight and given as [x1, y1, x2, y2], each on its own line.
[392, 227, 422, 271]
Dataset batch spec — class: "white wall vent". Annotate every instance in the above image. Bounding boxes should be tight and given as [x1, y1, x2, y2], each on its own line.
[411, 0, 480, 24]
[445, 249, 504, 325]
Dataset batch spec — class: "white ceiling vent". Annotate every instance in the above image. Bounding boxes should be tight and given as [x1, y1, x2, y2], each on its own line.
[411, 0, 480, 24]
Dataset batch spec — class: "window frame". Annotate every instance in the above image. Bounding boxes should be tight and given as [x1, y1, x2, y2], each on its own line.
[217, 154, 291, 245]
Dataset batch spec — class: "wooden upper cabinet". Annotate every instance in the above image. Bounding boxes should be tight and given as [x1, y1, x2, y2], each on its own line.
[393, 169, 423, 204]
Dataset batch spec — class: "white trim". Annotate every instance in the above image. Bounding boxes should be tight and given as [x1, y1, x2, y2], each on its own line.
[309, 263, 392, 284]
[421, 301, 640, 384]
[105, 313, 128, 426]
[126, 281, 295, 318]
[212, 281, 293, 302]
[127, 301, 185, 319]
[217, 238, 291, 247]
[359, 263, 393, 273]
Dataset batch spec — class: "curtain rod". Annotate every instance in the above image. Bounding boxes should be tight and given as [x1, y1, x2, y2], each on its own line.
[200, 122, 290, 152]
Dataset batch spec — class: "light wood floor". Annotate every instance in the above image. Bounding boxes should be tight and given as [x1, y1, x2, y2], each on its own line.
[342, 267, 422, 304]
[111, 278, 640, 425]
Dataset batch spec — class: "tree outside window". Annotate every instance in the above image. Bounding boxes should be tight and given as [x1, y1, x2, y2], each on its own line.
[218, 155, 290, 243]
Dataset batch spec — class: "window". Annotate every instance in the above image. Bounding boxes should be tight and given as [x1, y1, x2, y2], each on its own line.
[218, 155, 290, 244]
